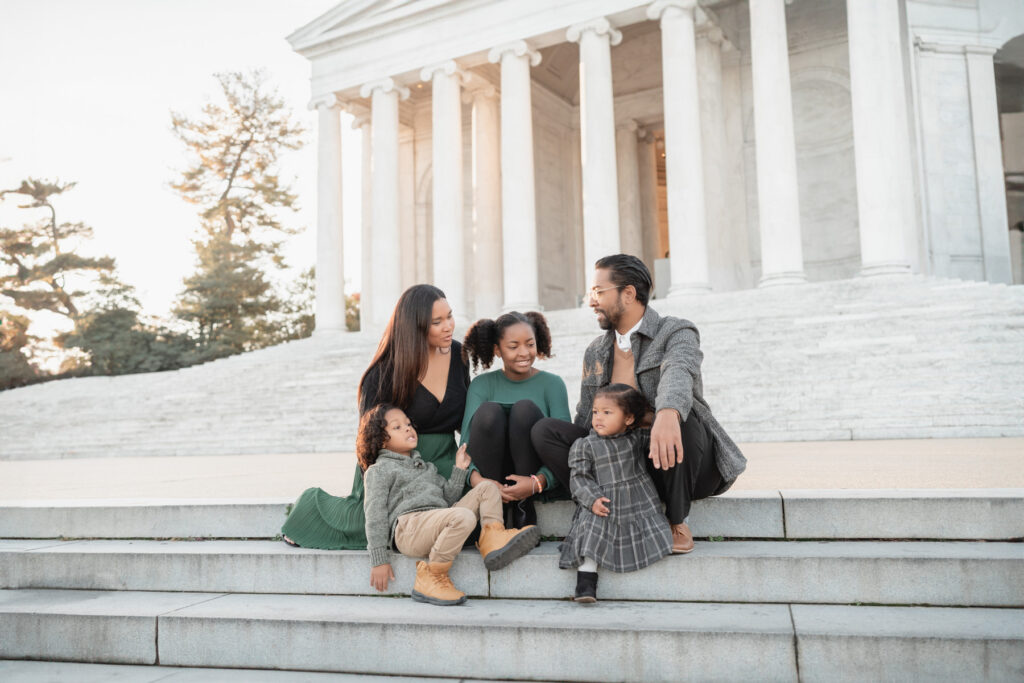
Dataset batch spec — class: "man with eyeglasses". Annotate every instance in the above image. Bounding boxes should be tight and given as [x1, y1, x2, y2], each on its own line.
[531, 253, 746, 553]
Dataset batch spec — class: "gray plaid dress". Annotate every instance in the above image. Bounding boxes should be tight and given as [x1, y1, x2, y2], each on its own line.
[558, 429, 673, 573]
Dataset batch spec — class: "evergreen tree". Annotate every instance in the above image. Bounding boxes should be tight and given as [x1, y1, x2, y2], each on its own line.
[0, 310, 37, 389]
[170, 70, 306, 360]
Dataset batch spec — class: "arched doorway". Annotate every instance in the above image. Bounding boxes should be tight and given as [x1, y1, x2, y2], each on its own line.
[995, 34, 1024, 283]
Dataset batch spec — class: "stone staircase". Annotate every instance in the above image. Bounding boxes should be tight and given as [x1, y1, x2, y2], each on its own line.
[1, 491, 1022, 681]
[1, 275, 1022, 460]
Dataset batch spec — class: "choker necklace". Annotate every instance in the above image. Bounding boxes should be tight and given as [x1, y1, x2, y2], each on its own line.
[437, 346, 451, 355]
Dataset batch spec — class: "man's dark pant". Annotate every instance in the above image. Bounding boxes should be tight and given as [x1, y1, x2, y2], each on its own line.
[531, 409, 722, 525]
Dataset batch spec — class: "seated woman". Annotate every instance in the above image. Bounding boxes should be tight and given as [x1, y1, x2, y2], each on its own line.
[460, 311, 571, 528]
[281, 284, 468, 549]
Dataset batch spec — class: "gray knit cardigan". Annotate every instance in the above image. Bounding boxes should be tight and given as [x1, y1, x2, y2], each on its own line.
[363, 449, 468, 567]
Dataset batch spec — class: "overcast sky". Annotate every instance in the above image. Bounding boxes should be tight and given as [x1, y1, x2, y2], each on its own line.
[0, 0, 361, 334]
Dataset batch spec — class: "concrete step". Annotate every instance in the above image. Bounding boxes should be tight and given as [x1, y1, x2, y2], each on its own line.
[2, 589, 1021, 682]
[3, 490, 1019, 541]
[3, 539, 1020, 607]
[0, 660, 454, 682]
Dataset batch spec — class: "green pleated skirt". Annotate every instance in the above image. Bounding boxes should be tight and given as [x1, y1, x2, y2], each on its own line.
[280, 432, 459, 550]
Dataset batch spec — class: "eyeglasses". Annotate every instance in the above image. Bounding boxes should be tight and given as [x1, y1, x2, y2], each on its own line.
[588, 285, 622, 301]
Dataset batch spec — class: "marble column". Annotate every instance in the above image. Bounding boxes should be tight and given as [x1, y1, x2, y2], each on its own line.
[359, 78, 409, 329]
[647, 1, 711, 294]
[637, 129, 661, 266]
[465, 81, 504, 316]
[616, 119, 644, 259]
[567, 17, 622, 272]
[311, 94, 347, 333]
[846, 0, 914, 277]
[352, 112, 373, 332]
[748, 0, 806, 286]
[420, 61, 468, 319]
[488, 40, 542, 312]
[965, 45, 1013, 284]
[697, 25, 731, 290]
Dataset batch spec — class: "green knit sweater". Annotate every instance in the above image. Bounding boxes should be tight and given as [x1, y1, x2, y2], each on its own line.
[363, 449, 469, 567]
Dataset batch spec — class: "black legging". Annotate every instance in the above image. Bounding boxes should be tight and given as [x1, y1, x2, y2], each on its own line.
[531, 408, 722, 524]
[467, 400, 545, 484]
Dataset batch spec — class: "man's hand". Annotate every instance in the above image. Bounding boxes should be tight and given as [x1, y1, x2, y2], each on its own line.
[649, 408, 683, 470]
[370, 564, 395, 592]
[455, 444, 471, 470]
[591, 497, 611, 517]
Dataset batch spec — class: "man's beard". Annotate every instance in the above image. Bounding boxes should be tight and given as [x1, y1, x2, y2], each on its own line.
[595, 301, 623, 331]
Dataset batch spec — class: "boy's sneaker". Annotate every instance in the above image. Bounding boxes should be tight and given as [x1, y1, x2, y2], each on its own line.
[574, 571, 598, 603]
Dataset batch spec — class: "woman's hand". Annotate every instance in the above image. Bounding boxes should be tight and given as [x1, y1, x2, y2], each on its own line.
[455, 444, 471, 470]
[501, 474, 535, 502]
[370, 564, 395, 592]
[591, 497, 611, 517]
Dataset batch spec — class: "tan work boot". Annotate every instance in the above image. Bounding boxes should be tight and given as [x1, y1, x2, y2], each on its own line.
[671, 522, 695, 554]
[476, 521, 542, 571]
[411, 560, 466, 606]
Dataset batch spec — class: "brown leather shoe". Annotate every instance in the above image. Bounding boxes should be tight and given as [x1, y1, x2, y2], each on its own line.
[476, 522, 542, 570]
[671, 522, 695, 554]
[411, 560, 466, 606]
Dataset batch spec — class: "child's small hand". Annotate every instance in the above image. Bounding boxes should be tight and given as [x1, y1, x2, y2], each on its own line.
[370, 563, 395, 592]
[591, 497, 611, 517]
[455, 444, 471, 470]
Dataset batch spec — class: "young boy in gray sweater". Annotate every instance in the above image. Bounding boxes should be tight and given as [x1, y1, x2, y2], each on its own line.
[361, 403, 541, 605]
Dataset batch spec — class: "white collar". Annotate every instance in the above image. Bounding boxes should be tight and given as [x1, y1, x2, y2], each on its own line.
[615, 318, 642, 353]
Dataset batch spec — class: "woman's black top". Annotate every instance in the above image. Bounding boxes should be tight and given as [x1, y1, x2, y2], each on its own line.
[358, 340, 470, 434]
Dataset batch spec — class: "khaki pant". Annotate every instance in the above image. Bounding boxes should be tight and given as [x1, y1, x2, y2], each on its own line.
[394, 481, 503, 563]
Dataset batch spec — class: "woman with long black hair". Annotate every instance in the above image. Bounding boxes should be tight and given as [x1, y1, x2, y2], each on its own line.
[281, 284, 470, 549]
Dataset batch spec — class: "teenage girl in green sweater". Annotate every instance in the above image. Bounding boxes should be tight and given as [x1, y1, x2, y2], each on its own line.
[460, 311, 572, 528]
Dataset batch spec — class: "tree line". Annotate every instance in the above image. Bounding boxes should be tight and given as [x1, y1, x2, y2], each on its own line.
[0, 70, 357, 391]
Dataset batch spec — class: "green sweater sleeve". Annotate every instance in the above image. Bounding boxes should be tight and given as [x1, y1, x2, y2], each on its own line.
[460, 374, 489, 447]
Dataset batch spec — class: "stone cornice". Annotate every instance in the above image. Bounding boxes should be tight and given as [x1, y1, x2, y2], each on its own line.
[566, 17, 622, 47]
[359, 77, 411, 100]
[487, 40, 541, 66]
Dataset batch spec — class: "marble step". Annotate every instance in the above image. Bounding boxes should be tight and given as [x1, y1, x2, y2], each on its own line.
[2, 490, 1020, 541]
[3, 539, 1020, 607]
[2, 589, 1021, 682]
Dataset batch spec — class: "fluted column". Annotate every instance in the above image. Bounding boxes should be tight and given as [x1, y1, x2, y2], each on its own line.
[360, 78, 409, 329]
[697, 26, 732, 290]
[748, 0, 806, 286]
[489, 40, 542, 312]
[465, 81, 503, 316]
[311, 94, 347, 333]
[616, 119, 644, 258]
[647, 1, 710, 295]
[567, 17, 622, 270]
[847, 0, 914, 277]
[637, 129, 661, 267]
[348, 107, 372, 333]
[421, 61, 468, 318]
[965, 46, 1012, 283]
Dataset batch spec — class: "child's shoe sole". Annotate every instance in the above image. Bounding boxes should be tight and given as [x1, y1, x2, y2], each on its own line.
[411, 591, 467, 606]
[483, 526, 542, 571]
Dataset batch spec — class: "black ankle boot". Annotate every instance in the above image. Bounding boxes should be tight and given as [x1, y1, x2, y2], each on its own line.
[513, 498, 537, 528]
[574, 571, 598, 603]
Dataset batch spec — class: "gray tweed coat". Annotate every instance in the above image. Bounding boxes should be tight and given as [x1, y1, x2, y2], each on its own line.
[574, 305, 746, 488]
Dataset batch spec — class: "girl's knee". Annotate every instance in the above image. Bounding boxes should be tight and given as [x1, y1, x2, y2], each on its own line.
[474, 402, 506, 428]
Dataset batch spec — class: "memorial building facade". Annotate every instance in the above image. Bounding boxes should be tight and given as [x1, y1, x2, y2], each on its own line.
[287, 0, 1024, 332]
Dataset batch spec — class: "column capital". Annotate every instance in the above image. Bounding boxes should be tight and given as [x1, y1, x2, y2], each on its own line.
[347, 103, 371, 129]
[697, 25, 726, 46]
[567, 17, 622, 46]
[420, 59, 469, 84]
[616, 118, 640, 133]
[308, 93, 344, 112]
[359, 77, 410, 100]
[488, 40, 542, 66]
[647, 0, 697, 23]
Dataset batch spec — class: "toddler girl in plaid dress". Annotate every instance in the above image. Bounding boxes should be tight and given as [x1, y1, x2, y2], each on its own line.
[559, 383, 673, 602]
